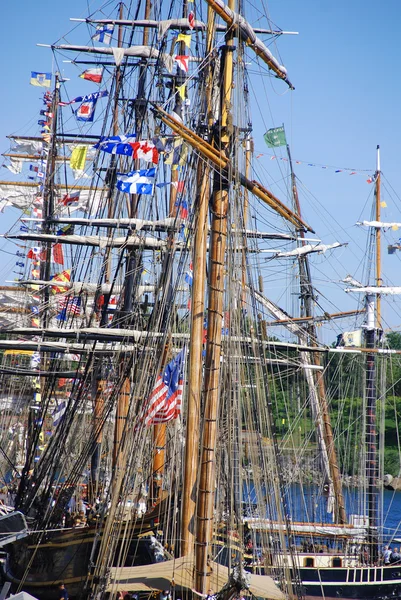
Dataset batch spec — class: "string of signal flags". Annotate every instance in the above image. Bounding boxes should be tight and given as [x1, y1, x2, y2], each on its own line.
[261, 126, 375, 184]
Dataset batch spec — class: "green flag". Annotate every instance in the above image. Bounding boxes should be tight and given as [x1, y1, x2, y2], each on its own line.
[263, 126, 286, 148]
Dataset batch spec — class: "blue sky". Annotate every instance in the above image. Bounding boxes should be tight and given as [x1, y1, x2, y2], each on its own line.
[0, 0, 401, 339]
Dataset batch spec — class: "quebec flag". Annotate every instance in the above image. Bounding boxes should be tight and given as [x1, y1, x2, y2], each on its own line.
[117, 168, 156, 195]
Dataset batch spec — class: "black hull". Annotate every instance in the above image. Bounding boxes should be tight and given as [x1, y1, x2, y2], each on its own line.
[298, 564, 401, 600]
[2, 526, 160, 600]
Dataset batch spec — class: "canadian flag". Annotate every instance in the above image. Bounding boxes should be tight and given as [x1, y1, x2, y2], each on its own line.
[130, 141, 159, 164]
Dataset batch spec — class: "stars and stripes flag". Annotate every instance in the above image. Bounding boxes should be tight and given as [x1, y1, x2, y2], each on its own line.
[58, 296, 82, 315]
[144, 349, 185, 426]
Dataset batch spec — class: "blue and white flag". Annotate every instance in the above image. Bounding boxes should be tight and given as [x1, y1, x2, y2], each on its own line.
[75, 91, 108, 122]
[92, 24, 114, 44]
[53, 401, 67, 426]
[117, 168, 156, 195]
[94, 133, 137, 156]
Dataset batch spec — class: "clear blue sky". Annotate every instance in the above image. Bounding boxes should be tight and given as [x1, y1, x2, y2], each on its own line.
[1, 0, 401, 339]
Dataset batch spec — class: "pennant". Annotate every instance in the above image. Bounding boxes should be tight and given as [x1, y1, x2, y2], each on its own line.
[177, 83, 186, 101]
[117, 168, 156, 195]
[92, 24, 114, 44]
[176, 33, 191, 48]
[79, 68, 103, 83]
[336, 330, 362, 348]
[175, 55, 189, 73]
[76, 100, 97, 122]
[188, 12, 195, 29]
[144, 349, 185, 426]
[185, 266, 193, 286]
[62, 191, 81, 206]
[70, 146, 88, 178]
[52, 243, 64, 265]
[30, 72, 52, 87]
[263, 126, 286, 148]
[51, 269, 71, 294]
[27, 246, 44, 260]
[53, 401, 67, 426]
[164, 138, 187, 166]
[60, 90, 108, 107]
[57, 224, 74, 236]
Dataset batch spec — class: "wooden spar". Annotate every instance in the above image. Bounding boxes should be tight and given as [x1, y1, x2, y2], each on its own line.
[0, 180, 106, 191]
[195, 1, 235, 592]
[376, 146, 381, 329]
[287, 142, 346, 524]
[265, 308, 365, 326]
[3, 153, 81, 161]
[181, 4, 215, 558]
[204, 0, 294, 88]
[70, 17, 298, 36]
[151, 105, 314, 232]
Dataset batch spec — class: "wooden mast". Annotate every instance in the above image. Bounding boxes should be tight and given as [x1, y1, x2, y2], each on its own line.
[195, 0, 235, 592]
[375, 145, 382, 329]
[366, 145, 381, 563]
[287, 142, 346, 525]
[181, 4, 215, 558]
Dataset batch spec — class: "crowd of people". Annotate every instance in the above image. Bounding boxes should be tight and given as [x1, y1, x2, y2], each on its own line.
[382, 546, 401, 564]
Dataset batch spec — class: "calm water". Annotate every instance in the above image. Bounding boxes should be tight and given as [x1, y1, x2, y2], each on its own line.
[244, 483, 401, 541]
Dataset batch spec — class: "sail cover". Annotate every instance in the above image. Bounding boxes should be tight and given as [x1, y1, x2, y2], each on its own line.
[107, 555, 285, 599]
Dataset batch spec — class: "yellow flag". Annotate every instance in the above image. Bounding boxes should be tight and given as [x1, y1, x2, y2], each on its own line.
[164, 138, 188, 166]
[392, 224, 399, 231]
[177, 84, 186, 100]
[70, 146, 88, 174]
[177, 33, 191, 48]
[381, 201, 387, 208]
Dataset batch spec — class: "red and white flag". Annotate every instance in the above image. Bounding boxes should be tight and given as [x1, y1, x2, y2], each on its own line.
[188, 12, 195, 29]
[175, 55, 189, 73]
[52, 243, 64, 265]
[79, 68, 103, 84]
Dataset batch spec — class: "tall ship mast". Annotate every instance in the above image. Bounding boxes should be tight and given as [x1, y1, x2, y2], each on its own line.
[0, 4, 401, 600]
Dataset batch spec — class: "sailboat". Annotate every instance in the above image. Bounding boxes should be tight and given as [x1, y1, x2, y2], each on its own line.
[0, 2, 400, 600]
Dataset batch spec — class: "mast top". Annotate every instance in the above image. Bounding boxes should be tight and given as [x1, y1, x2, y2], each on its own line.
[376, 144, 380, 173]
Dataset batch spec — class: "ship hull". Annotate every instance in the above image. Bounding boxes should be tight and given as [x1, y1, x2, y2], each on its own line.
[299, 565, 401, 600]
[2, 525, 160, 600]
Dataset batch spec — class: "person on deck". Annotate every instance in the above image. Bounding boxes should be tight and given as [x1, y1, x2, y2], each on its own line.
[383, 546, 392, 565]
[391, 547, 401, 563]
[58, 582, 68, 600]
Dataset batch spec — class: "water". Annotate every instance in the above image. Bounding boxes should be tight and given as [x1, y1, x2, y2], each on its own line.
[243, 483, 401, 541]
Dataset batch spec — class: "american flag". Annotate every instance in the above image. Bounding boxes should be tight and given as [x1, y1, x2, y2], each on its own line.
[58, 296, 81, 315]
[144, 349, 185, 426]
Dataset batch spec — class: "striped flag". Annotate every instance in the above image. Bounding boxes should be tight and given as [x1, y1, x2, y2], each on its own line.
[144, 349, 185, 426]
[53, 401, 67, 426]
